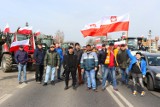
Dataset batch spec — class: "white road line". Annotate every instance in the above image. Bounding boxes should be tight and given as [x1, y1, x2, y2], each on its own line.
[17, 83, 27, 88]
[0, 94, 12, 104]
[109, 85, 134, 107]
[106, 86, 125, 107]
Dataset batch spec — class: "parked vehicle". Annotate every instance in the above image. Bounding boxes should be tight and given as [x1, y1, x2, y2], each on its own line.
[141, 52, 160, 90]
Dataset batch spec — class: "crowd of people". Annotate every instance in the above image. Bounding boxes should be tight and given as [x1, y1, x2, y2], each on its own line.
[15, 42, 147, 96]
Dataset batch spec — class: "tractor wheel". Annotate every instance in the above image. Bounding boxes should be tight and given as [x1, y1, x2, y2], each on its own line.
[1, 54, 12, 72]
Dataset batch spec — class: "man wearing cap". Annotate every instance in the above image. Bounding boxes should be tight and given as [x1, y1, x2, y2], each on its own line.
[117, 44, 130, 85]
[34, 43, 46, 83]
[43, 44, 60, 86]
[126, 49, 146, 96]
[15, 45, 28, 84]
[81, 44, 98, 92]
[102, 43, 118, 91]
[63, 46, 78, 90]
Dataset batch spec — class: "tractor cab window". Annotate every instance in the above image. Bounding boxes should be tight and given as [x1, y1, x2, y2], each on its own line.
[17, 34, 28, 41]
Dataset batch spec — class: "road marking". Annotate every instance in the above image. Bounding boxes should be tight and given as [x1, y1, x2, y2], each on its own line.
[17, 83, 27, 88]
[109, 85, 134, 107]
[106, 86, 125, 107]
[0, 94, 12, 104]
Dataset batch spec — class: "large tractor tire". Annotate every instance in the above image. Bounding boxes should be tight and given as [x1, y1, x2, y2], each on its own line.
[1, 54, 12, 72]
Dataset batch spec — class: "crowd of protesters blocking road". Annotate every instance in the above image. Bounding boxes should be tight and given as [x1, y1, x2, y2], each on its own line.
[15, 42, 146, 96]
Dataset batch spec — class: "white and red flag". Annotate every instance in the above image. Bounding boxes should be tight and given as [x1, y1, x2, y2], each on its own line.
[35, 30, 40, 36]
[18, 26, 32, 35]
[81, 20, 105, 37]
[3, 23, 10, 33]
[10, 39, 29, 52]
[100, 14, 129, 34]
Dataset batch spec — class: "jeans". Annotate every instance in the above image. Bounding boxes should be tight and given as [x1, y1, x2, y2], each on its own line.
[85, 69, 96, 89]
[102, 66, 117, 89]
[44, 65, 56, 83]
[18, 63, 27, 82]
[57, 63, 62, 79]
[120, 68, 129, 84]
[132, 73, 144, 92]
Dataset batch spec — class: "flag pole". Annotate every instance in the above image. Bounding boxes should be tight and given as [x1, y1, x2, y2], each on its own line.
[126, 31, 128, 44]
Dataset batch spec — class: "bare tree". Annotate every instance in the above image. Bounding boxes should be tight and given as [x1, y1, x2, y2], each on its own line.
[54, 30, 64, 43]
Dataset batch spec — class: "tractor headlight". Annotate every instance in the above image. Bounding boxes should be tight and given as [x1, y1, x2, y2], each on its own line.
[156, 73, 160, 78]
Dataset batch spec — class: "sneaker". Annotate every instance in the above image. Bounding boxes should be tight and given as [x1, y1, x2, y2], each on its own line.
[24, 81, 28, 84]
[64, 86, 69, 90]
[19, 81, 22, 84]
[141, 91, 145, 96]
[58, 78, 63, 81]
[93, 89, 98, 92]
[113, 88, 118, 91]
[43, 83, 47, 86]
[102, 88, 106, 91]
[72, 85, 77, 90]
[86, 87, 91, 91]
[133, 91, 137, 95]
[51, 81, 55, 85]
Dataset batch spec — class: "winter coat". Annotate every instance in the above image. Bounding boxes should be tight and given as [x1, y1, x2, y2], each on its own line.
[74, 49, 83, 65]
[33, 48, 46, 65]
[15, 50, 28, 64]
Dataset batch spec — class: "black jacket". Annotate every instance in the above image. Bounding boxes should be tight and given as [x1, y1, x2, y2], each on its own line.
[98, 49, 107, 65]
[74, 49, 83, 64]
[63, 53, 77, 70]
[117, 49, 129, 69]
[33, 48, 46, 65]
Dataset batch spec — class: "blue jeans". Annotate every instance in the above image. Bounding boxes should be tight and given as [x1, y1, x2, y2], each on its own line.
[44, 65, 56, 83]
[85, 69, 96, 89]
[120, 68, 129, 84]
[18, 63, 27, 82]
[102, 66, 117, 89]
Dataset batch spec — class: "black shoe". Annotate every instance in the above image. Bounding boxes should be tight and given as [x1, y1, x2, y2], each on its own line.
[24, 81, 28, 84]
[93, 89, 98, 92]
[102, 88, 106, 91]
[73, 85, 77, 90]
[58, 78, 63, 81]
[43, 83, 47, 86]
[86, 87, 91, 91]
[64, 86, 69, 90]
[51, 81, 55, 85]
[19, 81, 22, 84]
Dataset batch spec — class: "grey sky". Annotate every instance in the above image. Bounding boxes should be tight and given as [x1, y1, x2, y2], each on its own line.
[0, 0, 160, 46]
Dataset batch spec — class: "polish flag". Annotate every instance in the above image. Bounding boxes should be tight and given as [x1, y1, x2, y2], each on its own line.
[18, 26, 32, 35]
[3, 24, 10, 33]
[100, 14, 129, 35]
[35, 30, 40, 36]
[81, 20, 105, 37]
[95, 38, 101, 42]
[10, 39, 29, 52]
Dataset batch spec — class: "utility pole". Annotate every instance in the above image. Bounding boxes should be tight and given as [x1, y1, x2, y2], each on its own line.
[148, 30, 152, 53]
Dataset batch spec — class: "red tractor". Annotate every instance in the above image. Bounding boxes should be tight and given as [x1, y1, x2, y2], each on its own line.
[0, 31, 36, 72]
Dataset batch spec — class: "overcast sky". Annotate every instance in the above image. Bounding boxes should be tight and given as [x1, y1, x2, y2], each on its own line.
[0, 0, 160, 46]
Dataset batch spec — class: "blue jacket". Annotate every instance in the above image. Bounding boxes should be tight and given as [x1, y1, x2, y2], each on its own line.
[15, 50, 28, 64]
[126, 49, 146, 75]
[80, 51, 98, 71]
[56, 48, 63, 63]
[33, 48, 46, 65]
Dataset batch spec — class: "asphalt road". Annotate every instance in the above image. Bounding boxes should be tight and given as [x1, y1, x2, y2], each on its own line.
[0, 71, 160, 107]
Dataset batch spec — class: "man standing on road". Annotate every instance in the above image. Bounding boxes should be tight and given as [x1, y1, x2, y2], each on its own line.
[101, 43, 118, 91]
[74, 43, 83, 85]
[117, 44, 130, 85]
[34, 43, 46, 83]
[15, 45, 28, 84]
[126, 49, 146, 96]
[81, 44, 98, 92]
[63, 46, 78, 90]
[55, 43, 63, 81]
[43, 44, 60, 86]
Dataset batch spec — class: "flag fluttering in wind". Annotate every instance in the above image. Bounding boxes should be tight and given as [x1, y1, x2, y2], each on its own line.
[81, 14, 129, 37]
[100, 14, 129, 34]
[35, 30, 40, 36]
[18, 26, 32, 35]
[3, 23, 10, 33]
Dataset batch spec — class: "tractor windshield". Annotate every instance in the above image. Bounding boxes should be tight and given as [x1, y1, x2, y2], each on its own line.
[17, 34, 28, 41]
[41, 39, 52, 47]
